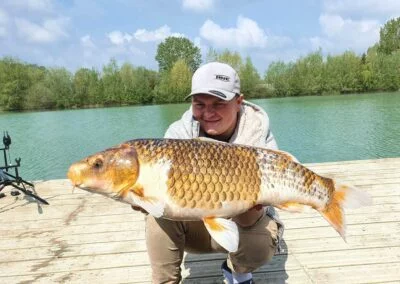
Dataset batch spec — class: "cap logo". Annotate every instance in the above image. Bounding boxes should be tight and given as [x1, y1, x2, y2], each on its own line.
[215, 74, 230, 82]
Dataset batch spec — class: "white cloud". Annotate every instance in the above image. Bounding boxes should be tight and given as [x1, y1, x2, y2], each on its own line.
[5, 0, 54, 13]
[81, 35, 95, 48]
[312, 14, 380, 53]
[200, 16, 268, 48]
[323, 0, 400, 16]
[107, 30, 133, 45]
[182, 0, 215, 12]
[134, 25, 184, 42]
[15, 17, 69, 43]
[104, 31, 146, 58]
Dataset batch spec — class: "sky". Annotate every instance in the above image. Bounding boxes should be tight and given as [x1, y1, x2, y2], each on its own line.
[0, 0, 399, 74]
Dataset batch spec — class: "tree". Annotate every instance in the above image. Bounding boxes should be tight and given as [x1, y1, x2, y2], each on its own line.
[264, 61, 292, 97]
[168, 59, 192, 102]
[119, 63, 136, 104]
[44, 67, 73, 108]
[25, 82, 55, 109]
[73, 68, 101, 107]
[206, 49, 243, 71]
[154, 59, 192, 103]
[289, 51, 323, 96]
[130, 67, 158, 104]
[102, 59, 123, 105]
[378, 17, 400, 55]
[0, 57, 45, 110]
[323, 51, 362, 94]
[239, 57, 261, 98]
[155, 37, 201, 73]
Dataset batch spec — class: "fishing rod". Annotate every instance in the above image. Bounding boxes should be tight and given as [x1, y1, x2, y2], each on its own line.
[0, 131, 49, 205]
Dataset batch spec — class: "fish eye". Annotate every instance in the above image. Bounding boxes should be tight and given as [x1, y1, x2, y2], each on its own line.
[93, 158, 103, 169]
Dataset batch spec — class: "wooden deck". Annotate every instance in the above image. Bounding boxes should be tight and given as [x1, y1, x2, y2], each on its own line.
[1, 158, 399, 283]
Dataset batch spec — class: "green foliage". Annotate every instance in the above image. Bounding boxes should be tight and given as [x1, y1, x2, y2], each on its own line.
[264, 61, 292, 97]
[322, 51, 362, 94]
[155, 37, 201, 73]
[131, 67, 158, 104]
[0, 57, 47, 110]
[25, 82, 55, 109]
[288, 50, 324, 96]
[206, 49, 243, 71]
[102, 59, 123, 105]
[43, 67, 73, 108]
[378, 17, 400, 55]
[239, 57, 262, 98]
[154, 59, 192, 103]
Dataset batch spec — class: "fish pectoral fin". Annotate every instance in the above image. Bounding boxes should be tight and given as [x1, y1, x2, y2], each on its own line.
[130, 185, 164, 218]
[203, 217, 239, 253]
[276, 202, 307, 212]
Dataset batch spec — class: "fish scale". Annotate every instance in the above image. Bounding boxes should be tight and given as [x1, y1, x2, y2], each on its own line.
[131, 139, 262, 210]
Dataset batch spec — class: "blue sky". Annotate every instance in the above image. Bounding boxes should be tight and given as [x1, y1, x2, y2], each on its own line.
[0, 0, 399, 74]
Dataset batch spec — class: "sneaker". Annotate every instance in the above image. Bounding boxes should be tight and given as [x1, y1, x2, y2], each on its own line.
[221, 260, 254, 284]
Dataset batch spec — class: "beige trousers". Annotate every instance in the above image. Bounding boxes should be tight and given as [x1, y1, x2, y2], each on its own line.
[145, 213, 278, 284]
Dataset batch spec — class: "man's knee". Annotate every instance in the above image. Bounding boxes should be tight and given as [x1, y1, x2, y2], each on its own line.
[229, 215, 278, 273]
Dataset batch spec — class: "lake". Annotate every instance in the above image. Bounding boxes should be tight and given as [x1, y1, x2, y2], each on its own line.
[0, 92, 399, 181]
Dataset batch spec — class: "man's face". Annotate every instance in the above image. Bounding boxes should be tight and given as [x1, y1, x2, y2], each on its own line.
[192, 94, 243, 140]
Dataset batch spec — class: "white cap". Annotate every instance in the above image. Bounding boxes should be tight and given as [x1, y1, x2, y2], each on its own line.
[186, 62, 240, 101]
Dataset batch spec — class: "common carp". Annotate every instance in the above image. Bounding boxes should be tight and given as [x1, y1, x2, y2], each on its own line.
[67, 138, 371, 252]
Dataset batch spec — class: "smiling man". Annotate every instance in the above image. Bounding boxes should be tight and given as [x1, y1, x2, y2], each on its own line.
[143, 62, 284, 284]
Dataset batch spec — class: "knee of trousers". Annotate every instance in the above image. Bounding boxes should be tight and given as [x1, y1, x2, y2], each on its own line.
[228, 216, 279, 273]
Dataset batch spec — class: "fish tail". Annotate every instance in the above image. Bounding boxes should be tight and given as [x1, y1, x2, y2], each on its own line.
[321, 183, 372, 241]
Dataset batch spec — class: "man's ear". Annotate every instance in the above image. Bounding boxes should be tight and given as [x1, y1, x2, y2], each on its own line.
[236, 94, 244, 105]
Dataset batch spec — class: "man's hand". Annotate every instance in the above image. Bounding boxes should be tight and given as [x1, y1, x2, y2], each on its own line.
[232, 204, 264, 227]
[131, 205, 148, 214]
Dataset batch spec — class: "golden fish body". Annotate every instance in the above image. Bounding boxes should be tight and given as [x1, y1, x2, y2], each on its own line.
[68, 138, 371, 252]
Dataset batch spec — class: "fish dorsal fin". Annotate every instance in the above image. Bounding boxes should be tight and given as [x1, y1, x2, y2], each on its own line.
[272, 149, 299, 163]
[130, 184, 164, 218]
[203, 217, 239, 252]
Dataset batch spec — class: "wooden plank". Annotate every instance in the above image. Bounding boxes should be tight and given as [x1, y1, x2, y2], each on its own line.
[307, 263, 400, 283]
[0, 266, 153, 284]
[294, 247, 400, 268]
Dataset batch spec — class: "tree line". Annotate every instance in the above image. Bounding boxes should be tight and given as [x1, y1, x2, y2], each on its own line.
[1, 17, 399, 111]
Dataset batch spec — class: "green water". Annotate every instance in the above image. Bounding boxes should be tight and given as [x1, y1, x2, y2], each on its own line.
[1, 92, 399, 181]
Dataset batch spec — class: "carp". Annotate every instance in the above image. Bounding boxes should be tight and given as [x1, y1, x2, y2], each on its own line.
[67, 138, 371, 252]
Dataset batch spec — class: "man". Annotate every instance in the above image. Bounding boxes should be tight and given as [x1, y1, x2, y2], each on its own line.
[138, 62, 284, 284]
